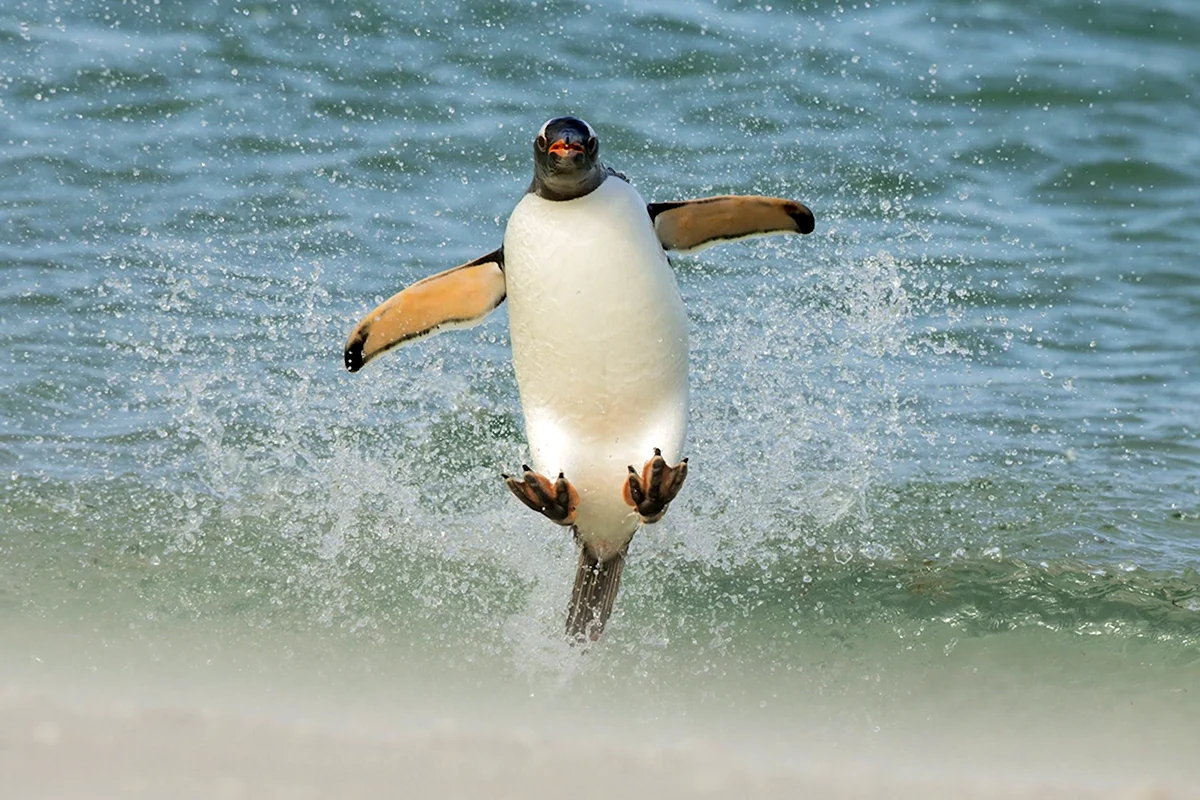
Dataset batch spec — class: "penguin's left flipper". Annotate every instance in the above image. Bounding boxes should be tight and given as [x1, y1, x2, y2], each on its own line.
[648, 195, 815, 254]
[623, 448, 688, 524]
[503, 466, 580, 526]
[344, 248, 505, 372]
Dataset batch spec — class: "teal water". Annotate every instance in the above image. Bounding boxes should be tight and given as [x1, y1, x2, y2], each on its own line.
[2, 0, 1199, 781]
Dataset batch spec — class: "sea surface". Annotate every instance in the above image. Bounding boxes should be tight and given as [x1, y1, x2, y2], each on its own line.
[2, 0, 1199, 791]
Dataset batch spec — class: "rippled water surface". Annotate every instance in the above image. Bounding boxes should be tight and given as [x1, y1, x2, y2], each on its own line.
[2, 0, 1199, 778]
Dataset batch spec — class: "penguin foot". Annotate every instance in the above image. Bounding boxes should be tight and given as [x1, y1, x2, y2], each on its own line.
[503, 466, 580, 526]
[623, 448, 688, 524]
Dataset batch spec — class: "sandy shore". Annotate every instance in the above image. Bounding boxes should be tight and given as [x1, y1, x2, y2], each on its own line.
[2, 616, 1195, 799]
[1, 678, 1189, 800]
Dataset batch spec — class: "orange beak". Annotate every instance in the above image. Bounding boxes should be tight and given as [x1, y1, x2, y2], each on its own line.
[548, 138, 585, 157]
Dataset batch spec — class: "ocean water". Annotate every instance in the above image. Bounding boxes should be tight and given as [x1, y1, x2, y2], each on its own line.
[2, 0, 1199, 790]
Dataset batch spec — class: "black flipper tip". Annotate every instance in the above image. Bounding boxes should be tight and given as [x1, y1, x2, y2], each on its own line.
[789, 204, 816, 235]
[344, 334, 366, 372]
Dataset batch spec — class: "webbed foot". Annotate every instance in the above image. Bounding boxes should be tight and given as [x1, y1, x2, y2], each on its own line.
[503, 466, 579, 526]
[623, 447, 688, 524]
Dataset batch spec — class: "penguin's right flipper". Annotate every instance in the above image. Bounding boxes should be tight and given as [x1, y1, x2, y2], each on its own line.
[344, 248, 505, 372]
[648, 196, 815, 254]
[566, 543, 629, 642]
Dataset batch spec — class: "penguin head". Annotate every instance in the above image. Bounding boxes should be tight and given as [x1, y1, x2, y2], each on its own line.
[530, 116, 606, 201]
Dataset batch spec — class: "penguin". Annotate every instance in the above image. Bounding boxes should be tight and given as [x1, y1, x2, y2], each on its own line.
[345, 116, 814, 641]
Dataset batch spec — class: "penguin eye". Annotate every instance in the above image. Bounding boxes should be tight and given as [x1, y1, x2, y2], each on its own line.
[586, 136, 598, 155]
[536, 134, 548, 151]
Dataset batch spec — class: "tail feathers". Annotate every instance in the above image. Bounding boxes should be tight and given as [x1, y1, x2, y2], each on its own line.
[566, 544, 628, 642]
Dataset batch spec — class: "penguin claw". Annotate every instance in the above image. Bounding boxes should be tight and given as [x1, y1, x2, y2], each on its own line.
[622, 448, 688, 524]
[504, 466, 579, 526]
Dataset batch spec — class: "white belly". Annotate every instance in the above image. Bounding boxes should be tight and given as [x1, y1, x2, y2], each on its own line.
[503, 177, 689, 559]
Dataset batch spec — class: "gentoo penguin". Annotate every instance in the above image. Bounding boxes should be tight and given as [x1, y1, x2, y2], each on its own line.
[344, 116, 814, 641]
